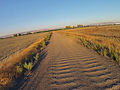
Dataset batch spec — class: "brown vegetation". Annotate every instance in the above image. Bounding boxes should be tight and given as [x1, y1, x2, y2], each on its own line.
[0, 32, 52, 88]
[0, 33, 47, 61]
[59, 25, 120, 64]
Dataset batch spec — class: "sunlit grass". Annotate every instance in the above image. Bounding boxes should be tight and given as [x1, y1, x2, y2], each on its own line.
[0, 32, 52, 88]
[61, 25, 120, 64]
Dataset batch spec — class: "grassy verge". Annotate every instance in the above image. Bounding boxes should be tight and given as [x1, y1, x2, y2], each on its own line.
[78, 37, 120, 64]
[61, 31, 120, 65]
[0, 32, 52, 89]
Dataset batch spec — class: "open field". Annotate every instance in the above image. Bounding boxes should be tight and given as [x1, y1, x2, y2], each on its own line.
[59, 25, 120, 64]
[0, 33, 47, 61]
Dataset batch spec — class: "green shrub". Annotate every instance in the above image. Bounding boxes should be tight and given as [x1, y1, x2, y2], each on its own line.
[16, 63, 23, 74]
[40, 41, 46, 47]
[24, 62, 33, 71]
[33, 53, 39, 61]
[66, 25, 72, 29]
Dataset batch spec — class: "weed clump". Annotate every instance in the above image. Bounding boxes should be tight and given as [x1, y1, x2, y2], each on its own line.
[33, 53, 39, 61]
[24, 62, 33, 71]
[40, 41, 46, 47]
[16, 65, 23, 74]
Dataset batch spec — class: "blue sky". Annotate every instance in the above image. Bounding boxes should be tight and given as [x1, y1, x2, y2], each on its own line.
[0, 0, 120, 36]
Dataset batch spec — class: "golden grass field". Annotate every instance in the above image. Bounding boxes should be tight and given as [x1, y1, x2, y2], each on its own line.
[0, 33, 47, 61]
[60, 25, 120, 64]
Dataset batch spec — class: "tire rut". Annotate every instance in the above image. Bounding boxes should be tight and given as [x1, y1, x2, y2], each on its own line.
[19, 32, 120, 90]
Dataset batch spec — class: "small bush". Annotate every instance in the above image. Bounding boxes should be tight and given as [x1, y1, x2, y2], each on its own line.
[66, 26, 72, 29]
[24, 62, 33, 71]
[33, 53, 39, 61]
[40, 41, 46, 47]
[16, 63, 23, 74]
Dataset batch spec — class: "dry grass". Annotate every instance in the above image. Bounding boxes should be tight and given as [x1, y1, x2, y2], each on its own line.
[60, 25, 120, 50]
[0, 38, 45, 87]
[59, 25, 120, 64]
[0, 33, 47, 61]
[0, 33, 51, 88]
[0, 38, 45, 72]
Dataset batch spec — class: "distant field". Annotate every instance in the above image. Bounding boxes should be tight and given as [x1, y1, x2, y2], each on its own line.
[0, 33, 47, 61]
[60, 25, 120, 64]
[61, 25, 120, 50]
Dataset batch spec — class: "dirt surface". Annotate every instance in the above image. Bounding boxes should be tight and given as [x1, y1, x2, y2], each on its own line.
[0, 33, 47, 61]
[17, 32, 120, 90]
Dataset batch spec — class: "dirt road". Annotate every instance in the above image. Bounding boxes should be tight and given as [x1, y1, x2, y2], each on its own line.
[17, 32, 120, 90]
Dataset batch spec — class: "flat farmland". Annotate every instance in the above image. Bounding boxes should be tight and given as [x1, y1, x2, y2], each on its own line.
[0, 33, 47, 61]
[61, 25, 120, 50]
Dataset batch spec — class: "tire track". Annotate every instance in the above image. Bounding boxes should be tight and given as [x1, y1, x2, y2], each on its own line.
[19, 32, 120, 90]
[46, 33, 120, 90]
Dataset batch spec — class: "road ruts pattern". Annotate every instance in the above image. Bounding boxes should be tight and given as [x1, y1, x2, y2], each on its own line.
[19, 32, 120, 90]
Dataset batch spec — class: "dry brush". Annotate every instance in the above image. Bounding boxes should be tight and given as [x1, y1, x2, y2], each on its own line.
[0, 32, 52, 89]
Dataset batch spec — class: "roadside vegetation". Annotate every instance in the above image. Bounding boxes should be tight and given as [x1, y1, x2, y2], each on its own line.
[60, 25, 120, 65]
[0, 32, 52, 89]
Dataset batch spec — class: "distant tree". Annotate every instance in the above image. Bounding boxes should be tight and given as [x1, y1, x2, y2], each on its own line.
[13, 34, 17, 37]
[18, 33, 22, 36]
[26, 32, 31, 35]
[77, 24, 83, 28]
[65, 26, 72, 29]
[72, 26, 76, 29]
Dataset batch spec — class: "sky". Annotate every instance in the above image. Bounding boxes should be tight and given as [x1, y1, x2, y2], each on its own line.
[0, 0, 120, 36]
